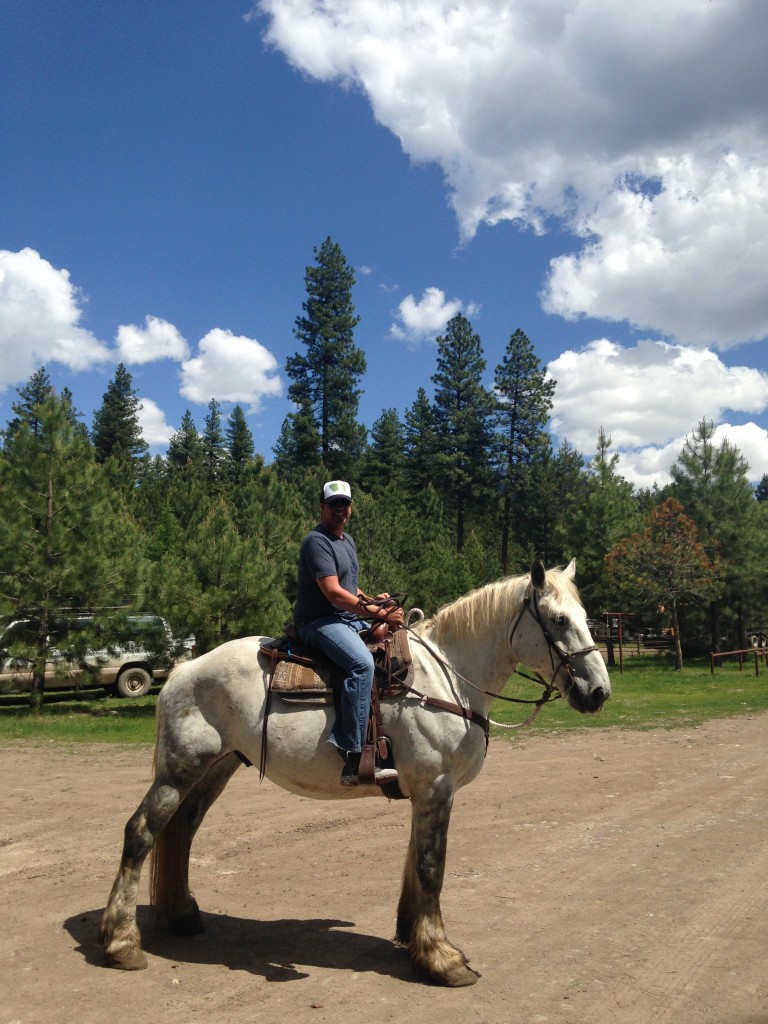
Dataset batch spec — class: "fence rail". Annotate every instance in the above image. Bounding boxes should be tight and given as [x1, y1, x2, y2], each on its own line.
[710, 647, 768, 676]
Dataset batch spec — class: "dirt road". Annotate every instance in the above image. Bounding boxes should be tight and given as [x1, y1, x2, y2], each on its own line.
[2, 716, 766, 1024]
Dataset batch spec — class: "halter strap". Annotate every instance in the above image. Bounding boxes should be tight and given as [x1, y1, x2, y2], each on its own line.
[510, 586, 599, 690]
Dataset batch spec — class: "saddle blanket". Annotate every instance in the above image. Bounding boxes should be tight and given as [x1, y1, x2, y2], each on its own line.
[259, 627, 412, 704]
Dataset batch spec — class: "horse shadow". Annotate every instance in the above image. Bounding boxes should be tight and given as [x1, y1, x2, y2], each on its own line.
[65, 905, 419, 984]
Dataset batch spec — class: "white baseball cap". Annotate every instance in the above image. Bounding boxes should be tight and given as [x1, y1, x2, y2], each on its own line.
[322, 480, 352, 502]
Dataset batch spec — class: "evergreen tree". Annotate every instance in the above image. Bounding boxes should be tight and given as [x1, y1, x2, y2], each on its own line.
[670, 420, 759, 649]
[492, 328, 556, 572]
[0, 387, 136, 710]
[272, 399, 323, 481]
[225, 405, 255, 485]
[145, 497, 291, 652]
[167, 410, 204, 471]
[756, 474, 768, 502]
[359, 408, 406, 495]
[403, 388, 439, 497]
[567, 428, 639, 616]
[524, 440, 588, 569]
[431, 313, 495, 552]
[201, 399, 228, 490]
[281, 237, 367, 477]
[91, 363, 148, 465]
[3, 366, 55, 441]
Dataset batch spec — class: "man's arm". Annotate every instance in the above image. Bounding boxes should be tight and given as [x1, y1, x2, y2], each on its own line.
[316, 576, 404, 625]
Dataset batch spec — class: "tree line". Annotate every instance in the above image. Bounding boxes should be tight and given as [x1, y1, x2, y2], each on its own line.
[2, 237, 768, 707]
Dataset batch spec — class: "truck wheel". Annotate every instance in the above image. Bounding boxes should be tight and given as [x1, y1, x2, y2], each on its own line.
[115, 666, 152, 697]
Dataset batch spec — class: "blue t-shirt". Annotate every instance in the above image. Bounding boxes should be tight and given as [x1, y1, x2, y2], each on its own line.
[293, 523, 360, 625]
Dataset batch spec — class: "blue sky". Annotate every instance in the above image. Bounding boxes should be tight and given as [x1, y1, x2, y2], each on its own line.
[2, 0, 768, 486]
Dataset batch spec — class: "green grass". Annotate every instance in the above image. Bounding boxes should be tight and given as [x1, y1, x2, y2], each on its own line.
[0, 656, 766, 746]
[490, 654, 768, 734]
[0, 687, 159, 743]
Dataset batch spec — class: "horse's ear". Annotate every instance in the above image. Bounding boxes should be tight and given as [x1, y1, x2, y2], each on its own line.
[563, 558, 577, 582]
[530, 558, 546, 590]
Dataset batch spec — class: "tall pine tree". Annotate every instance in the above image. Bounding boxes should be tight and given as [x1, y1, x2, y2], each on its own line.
[91, 363, 149, 465]
[431, 313, 495, 553]
[493, 328, 556, 573]
[280, 237, 367, 478]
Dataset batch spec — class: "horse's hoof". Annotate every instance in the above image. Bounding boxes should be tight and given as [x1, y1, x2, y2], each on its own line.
[440, 961, 480, 987]
[105, 945, 149, 971]
[447, 966, 480, 987]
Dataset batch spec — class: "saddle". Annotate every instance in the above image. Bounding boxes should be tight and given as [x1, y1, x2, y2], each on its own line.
[257, 625, 413, 793]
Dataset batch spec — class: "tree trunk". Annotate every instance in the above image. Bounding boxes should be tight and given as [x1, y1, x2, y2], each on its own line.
[671, 596, 684, 671]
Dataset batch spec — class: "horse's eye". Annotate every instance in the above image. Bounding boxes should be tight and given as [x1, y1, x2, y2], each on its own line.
[554, 614, 569, 626]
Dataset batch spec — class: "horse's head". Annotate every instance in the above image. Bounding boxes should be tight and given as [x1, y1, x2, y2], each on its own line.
[511, 559, 611, 714]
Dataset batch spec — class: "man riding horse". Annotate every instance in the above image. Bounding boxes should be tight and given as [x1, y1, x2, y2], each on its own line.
[293, 480, 404, 786]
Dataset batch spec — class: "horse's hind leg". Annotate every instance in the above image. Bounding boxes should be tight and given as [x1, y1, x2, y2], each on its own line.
[99, 775, 183, 970]
[99, 751, 240, 970]
[150, 752, 242, 936]
[396, 786, 479, 987]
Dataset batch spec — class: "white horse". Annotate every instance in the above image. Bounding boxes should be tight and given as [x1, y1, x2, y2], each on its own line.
[100, 559, 610, 987]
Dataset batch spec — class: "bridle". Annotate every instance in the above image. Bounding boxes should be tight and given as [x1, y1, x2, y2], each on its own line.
[509, 585, 600, 696]
[364, 584, 600, 742]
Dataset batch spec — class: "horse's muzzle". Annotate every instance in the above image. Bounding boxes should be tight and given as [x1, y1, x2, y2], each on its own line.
[568, 683, 610, 714]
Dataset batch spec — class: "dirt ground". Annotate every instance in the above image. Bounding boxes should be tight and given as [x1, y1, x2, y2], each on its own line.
[2, 715, 767, 1024]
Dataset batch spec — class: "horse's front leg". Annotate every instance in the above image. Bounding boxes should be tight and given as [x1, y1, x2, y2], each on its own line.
[396, 781, 479, 987]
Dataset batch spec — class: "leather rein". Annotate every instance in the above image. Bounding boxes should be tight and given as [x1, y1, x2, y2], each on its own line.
[384, 586, 593, 746]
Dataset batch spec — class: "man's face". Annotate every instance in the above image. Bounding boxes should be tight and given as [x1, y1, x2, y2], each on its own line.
[321, 498, 352, 534]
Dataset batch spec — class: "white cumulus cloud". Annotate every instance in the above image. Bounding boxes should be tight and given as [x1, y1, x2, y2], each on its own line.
[180, 327, 283, 411]
[548, 338, 768, 484]
[255, 0, 768, 347]
[390, 286, 479, 342]
[0, 247, 110, 388]
[115, 315, 190, 364]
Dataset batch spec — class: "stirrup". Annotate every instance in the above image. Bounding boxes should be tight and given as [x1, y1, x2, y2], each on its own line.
[340, 754, 398, 786]
[341, 767, 399, 786]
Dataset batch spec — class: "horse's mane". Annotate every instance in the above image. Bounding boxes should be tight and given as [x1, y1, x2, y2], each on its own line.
[417, 565, 583, 646]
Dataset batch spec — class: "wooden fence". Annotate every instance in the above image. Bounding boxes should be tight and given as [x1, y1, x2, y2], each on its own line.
[710, 647, 768, 676]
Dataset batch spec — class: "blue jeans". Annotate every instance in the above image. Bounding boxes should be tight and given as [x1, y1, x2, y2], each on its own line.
[297, 616, 374, 754]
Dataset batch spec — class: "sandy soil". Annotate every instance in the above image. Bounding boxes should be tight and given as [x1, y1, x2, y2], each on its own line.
[1, 715, 767, 1024]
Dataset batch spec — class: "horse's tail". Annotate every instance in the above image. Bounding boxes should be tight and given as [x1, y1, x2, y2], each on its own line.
[148, 731, 191, 926]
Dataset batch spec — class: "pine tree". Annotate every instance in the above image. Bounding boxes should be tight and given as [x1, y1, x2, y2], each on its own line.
[568, 428, 640, 616]
[431, 313, 495, 552]
[359, 408, 406, 495]
[0, 388, 136, 710]
[91, 363, 149, 465]
[225, 405, 255, 485]
[403, 388, 439, 498]
[272, 399, 322, 481]
[202, 399, 228, 491]
[145, 497, 291, 653]
[493, 328, 556, 573]
[670, 420, 758, 650]
[3, 366, 55, 441]
[281, 237, 367, 477]
[167, 410, 204, 471]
